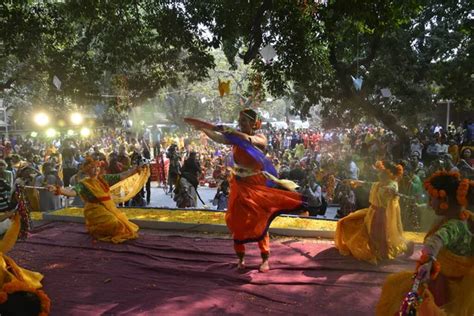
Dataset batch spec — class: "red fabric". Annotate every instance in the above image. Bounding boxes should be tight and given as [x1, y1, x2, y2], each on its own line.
[10, 222, 417, 316]
[226, 146, 304, 244]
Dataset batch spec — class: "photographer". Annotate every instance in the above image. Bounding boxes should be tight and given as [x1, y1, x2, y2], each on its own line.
[174, 151, 201, 208]
[129, 144, 147, 207]
[34, 162, 63, 212]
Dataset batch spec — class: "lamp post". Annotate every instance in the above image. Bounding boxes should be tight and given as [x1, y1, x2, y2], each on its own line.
[446, 100, 451, 130]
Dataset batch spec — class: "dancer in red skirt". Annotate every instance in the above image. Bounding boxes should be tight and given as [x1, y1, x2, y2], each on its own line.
[185, 109, 306, 272]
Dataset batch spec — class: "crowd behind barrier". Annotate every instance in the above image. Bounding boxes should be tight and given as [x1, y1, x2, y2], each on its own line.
[0, 120, 472, 226]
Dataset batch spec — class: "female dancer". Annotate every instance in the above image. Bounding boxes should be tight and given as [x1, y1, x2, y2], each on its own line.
[48, 157, 145, 243]
[377, 171, 474, 315]
[186, 109, 306, 272]
[335, 160, 410, 264]
[0, 210, 50, 315]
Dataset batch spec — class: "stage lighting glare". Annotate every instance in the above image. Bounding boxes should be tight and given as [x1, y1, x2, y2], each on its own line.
[80, 127, 91, 137]
[30, 132, 38, 138]
[67, 129, 75, 136]
[70, 112, 83, 125]
[46, 128, 57, 138]
[34, 112, 49, 126]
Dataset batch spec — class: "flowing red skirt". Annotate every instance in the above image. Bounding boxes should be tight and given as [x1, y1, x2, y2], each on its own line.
[225, 173, 305, 244]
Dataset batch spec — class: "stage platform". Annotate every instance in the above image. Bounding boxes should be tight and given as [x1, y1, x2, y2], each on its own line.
[12, 219, 421, 315]
[32, 207, 426, 243]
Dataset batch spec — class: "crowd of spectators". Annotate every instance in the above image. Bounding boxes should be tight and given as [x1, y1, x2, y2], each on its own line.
[0, 120, 472, 223]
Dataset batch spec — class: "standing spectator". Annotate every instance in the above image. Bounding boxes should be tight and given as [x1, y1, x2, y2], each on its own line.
[213, 178, 229, 210]
[0, 179, 11, 212]
[142, 140, 152, 205]
[346, 155, 359, 180]
[35, 162, 63, 212]
[151, 125, 162, 158]
[69, 168, 85, 207]
[167, 144, 180, 194]
[117, 144, 131, 171]
[0, 160, 13, 193]
[409, 138, 423, 159]
[302, 177, 325, 216]
[457, 148, 474, 179]
[174, 152, 201, 208]
[62, 148, 78, 187]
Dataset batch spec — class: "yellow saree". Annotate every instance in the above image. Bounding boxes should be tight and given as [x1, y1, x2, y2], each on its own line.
[335, 181, 407, 264]
[80, 177, 138, 243]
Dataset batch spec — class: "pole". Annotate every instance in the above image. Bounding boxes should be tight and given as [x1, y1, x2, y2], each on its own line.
[4, 108, 8, 139]
[445, 100, 451, 130]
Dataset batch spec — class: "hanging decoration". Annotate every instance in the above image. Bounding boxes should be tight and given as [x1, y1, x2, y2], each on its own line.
[218, 79, 231, 97]
[53, 75, 62, 90]
[351, 75, 363, 91]
[352, 33, 364, 92]
[259, 44, 277, 64]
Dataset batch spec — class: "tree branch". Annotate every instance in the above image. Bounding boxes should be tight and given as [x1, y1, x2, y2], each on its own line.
[0, 78, 15, 91]
[239, 0, 272, 64]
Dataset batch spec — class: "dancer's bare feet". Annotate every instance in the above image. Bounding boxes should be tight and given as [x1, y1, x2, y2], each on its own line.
[237, 260, 246, 270]
[259, 260, 270, 273]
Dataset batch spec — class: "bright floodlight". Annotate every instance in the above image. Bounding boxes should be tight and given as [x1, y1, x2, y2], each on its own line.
[70, 112, 83, 125]
[30, 131, 38, 138]
[34, 112, 49, 126]
[46, 128, 56, 138]
[67, 129, 75, 136]
[80, 127, 91, 137]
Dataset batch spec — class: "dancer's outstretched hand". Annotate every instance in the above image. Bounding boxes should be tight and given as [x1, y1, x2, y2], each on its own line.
[415, 261, 433, 283]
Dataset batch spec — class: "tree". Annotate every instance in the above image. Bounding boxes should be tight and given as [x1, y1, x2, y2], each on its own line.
[2, 0, 471, 136]
[188, 0, 472, 139]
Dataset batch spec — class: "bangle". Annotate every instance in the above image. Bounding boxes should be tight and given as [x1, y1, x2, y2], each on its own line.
[54, 185, 61, 196]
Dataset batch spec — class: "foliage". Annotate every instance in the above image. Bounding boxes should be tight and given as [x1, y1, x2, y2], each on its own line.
[1, 0, 471, 135]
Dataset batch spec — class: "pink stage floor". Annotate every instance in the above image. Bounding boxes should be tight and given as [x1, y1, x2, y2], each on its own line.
[11, 222, 418, 315]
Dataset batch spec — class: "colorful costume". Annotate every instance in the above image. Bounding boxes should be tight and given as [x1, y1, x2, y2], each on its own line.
[0, 214, 50, 315]
[377, 212, 474, 315]
[335, 181, 407, 264]
[226, 145, 306, 258]
[73, 174, 139, 243]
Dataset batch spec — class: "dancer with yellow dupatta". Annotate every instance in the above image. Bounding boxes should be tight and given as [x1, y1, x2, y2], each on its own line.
[377, 171, 474, 316]
[335, 160, 411, 264]
[48, 157, 150, 243]
[0, 210, 50, 315]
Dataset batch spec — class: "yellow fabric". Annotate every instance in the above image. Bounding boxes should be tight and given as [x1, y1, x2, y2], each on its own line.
[0, 255, 44, 290]
[335, 181, 407, 264]
[0, 214, 20, 254]
[81, 177, 139, 243]
[25, 188, 40, 212]
[376, 250, 474, 316]
[0, 214, 43, 291]
[109, 166, 150, 204]
[377, 212, 474, 316]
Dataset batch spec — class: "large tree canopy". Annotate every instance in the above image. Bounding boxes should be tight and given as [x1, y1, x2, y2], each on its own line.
[1, 0, 471, 134]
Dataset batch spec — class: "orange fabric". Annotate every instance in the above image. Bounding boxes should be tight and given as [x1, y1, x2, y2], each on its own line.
[226, 146, 303, 244]
[234, 233, 270, 254]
